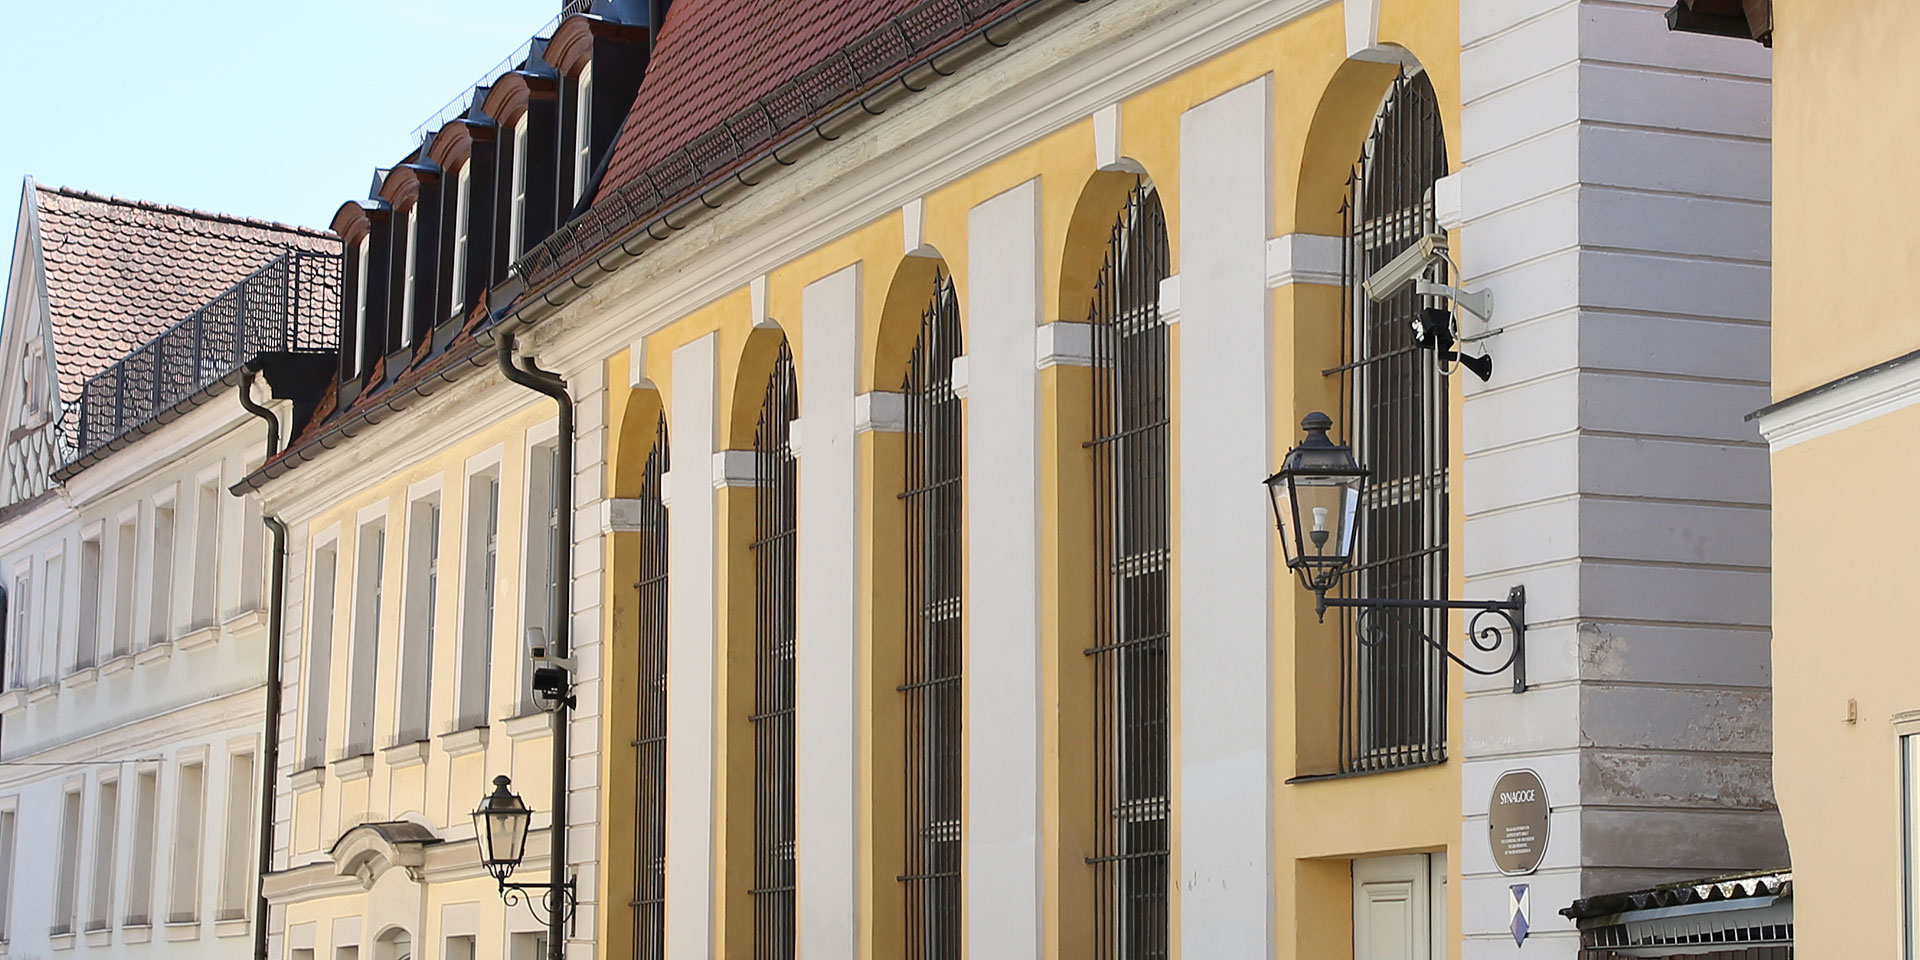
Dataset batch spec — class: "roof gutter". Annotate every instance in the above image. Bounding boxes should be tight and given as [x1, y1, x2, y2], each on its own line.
[499, 0, 1091, 332]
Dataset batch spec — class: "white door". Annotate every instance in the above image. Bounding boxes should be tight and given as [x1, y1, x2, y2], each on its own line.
[1353, 853, 1447, 960]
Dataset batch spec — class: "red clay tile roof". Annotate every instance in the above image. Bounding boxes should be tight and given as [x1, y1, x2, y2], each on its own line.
[33, 185, 338, 404]
[594, 0, 1015, 206]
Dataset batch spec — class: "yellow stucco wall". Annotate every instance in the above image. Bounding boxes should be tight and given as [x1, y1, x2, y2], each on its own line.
[592, 2, 1467, 959]
[1770, 1, 1920, 955]
[1771, 0, 1920, 396]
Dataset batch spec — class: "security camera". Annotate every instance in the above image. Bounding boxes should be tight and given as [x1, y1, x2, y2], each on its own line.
[1363, 233, 1448, 302]
[525, 626, 577, 674]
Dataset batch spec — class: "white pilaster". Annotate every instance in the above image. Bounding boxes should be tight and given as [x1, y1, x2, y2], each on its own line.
[796, 264, 862, 957]
[965, 178, 1043, 959]
[1176, 75, 1274, 959]
[665, 333, 718, 960]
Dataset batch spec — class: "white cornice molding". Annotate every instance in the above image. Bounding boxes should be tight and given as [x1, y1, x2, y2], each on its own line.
[0, 683, 265, 788]
[712, 450, 758, 489]
[1755, 353, 1920, 451]
[1266, 233, 1343, 288]
[1158, 275, 1181, 325]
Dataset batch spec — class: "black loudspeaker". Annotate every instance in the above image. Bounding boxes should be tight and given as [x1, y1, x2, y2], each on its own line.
[1413, 306, 1494, 382]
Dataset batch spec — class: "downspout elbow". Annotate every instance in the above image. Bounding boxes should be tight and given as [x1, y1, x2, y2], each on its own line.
[238, 368, 287, 960]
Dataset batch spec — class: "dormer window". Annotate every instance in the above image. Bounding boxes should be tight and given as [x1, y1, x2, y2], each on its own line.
[450, 164, 471, 320]
[509, 115, 530, 257]
[573, 62, 594, 204]
[350, 237, 371, 377]
[20, 346, 41, 420]
[400, 206, 419, 347]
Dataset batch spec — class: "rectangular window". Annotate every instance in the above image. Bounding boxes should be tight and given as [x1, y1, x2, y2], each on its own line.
[126, 769, 158, 926]
[1907, 732, 1920, 959]
[350, 238, 371, 378]
[511, 932, 547, 960]
[88, 779, 118, 931]
[459, 473, 500, 729]
[217, 752, 254, 920]
[7, 570, 28, 690]
[397, 498, 440, 743]
[113, 519, 136, 657]
[509, 115, 530, 258]
[0, 808, 15, 942]
[151, 501, 176, 645]
[401, 206, 418, 347]
[450, 164, 471, 320]
[522, 441, 559, 713]
[573, 62, 594, 204]
[347, 521, 385, 757]
[41, 553, 62, 687]
[77, 536, 101, 669]
[192, 479, 222, 629]
[168, 762, 205, 924]
[305, 544, 339, 769]
[445, 934, 476, 960]
[54, 787, 81, 935]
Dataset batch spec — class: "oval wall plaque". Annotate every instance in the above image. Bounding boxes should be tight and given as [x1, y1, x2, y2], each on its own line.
[1488, 769, 1550, 876]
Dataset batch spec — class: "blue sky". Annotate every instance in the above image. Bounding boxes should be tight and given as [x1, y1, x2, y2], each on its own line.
[0, 0, 560, 256]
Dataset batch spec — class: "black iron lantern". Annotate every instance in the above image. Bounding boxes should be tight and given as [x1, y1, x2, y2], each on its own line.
[473, 775, 532, 885]
[1265, 412, 1367, 593]
[1265, 411, 1530, 693]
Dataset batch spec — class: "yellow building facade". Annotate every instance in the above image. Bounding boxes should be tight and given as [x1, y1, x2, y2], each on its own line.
[251, 0, 1788, 958]
[1757, 1, 1920, 956]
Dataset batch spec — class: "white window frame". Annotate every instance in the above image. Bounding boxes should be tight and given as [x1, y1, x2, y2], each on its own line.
[304, 531, 341, 770]
[167, 755, 207, 925]
[125, 764, 160, 927]
[88, 774, 119, 932]
[350, 237, 372, 378]
[191, 472, 223, 631]
[520, 426, 561, 715]
[76, 526, 103, 671]
[458, 450, 504, 731]
[111, 512, 137, 659]
[54, 781, 82, 936]
[0, 797, 17, 943]
[149, 489, 178, 647]
[397, 483, 443, 744]
[573, 62, 594, 204]
[345, 510, 388, 758]
[41, 548, 63, 687]
[509, 114, 531, 258]
[216, 744, 256, 921]
[7, 562, 30, 691]
[450, 163, 471, 320]
[1902, 711, 1920, 959]
[400, 205, 418, 347]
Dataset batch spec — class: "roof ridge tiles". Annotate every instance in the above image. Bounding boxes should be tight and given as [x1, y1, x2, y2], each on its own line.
[35, 183, 337, 241]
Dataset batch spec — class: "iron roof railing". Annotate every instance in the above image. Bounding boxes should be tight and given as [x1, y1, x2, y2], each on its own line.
[65, 249, 341, 465]
[408, 12, 565, 147]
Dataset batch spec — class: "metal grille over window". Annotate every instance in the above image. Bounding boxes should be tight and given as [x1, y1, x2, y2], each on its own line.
[1085, 181, 1171, 960]
[1333, 71, 1451, 773]
[632, 413, 669, 960]
[899, 274, 963, 960]
[751, 342, 798, 960]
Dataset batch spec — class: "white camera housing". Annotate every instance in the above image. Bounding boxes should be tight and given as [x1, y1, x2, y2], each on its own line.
[525, 626, 578, 674]
[1362, 232, 1447, 302]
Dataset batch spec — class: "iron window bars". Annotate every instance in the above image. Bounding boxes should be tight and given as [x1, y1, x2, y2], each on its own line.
[899, 273, 964, 960]
[69, 249, 340, 464]
[1331, 71, 1451, 774]
[1085, 182, 1171, 960]
[751, 342, 799, 960]
[632, 413, 670, 960]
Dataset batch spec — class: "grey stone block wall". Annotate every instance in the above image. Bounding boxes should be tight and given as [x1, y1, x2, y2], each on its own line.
[1455, 1, 1783, 955]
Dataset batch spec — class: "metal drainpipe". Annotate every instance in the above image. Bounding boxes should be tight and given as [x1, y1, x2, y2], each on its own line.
[237, 367, 287, 960]
[495, 332, 573, 960]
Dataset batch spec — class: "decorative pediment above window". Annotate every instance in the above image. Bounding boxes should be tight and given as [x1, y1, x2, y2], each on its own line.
[328, 820, 443, 889]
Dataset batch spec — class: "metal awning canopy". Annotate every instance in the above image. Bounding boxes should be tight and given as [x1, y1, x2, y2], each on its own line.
[1666, 0, 1773, 46]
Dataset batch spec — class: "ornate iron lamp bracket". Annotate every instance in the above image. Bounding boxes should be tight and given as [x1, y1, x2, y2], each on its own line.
[499, 876, 579, 936]
[1316, 585, 1528, 693]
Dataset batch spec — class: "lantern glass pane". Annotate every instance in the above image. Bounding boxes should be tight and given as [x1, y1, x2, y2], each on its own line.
[490, 809, 530, 866]
[1290, 476, 1361, 566]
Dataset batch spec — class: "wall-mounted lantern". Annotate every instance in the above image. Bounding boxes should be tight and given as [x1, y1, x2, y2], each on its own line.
[473, 775, 577, 942]
[1266, 412, 1529, 693]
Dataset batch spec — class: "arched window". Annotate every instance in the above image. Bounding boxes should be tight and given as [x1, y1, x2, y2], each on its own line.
[751, 341, 798, 960]
[1336, 70, 1451, 772]
[899, 273, 962, 960]
[1085, 181, 1170, 960]
[632, 411, 669, 960]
